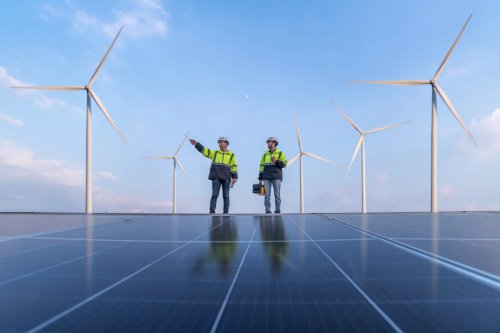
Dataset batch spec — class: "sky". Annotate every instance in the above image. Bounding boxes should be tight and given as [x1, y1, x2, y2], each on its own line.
[1, 0, 500, 214]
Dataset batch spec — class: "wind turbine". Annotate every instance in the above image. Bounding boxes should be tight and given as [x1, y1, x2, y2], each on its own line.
[12, 27, 126, 214]
[333, 102, 410, 213]
[353, 14, 477, 213]
[146, 133, 189, 214]
[288, 116, 334, 213]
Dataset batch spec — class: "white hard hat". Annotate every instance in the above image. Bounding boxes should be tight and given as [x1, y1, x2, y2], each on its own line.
[266, 136, 279, 145]
[217, 136, 229, 144]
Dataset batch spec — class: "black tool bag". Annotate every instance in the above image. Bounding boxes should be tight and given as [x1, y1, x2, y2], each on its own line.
[252, 184, 265, 196]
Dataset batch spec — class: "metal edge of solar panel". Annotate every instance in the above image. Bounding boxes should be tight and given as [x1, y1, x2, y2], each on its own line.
[0, 212, 499, 332]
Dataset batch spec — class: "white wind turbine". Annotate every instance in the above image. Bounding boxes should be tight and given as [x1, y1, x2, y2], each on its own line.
[12, 27, 126, 214]
[333, 102, 410, 213]
[146, 133, 190, 214]
[353, 14, 477, 213]
[288, 116, 334, 213]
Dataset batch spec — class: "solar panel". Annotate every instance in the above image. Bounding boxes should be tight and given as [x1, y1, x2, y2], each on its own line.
[0, 213, 499, 332]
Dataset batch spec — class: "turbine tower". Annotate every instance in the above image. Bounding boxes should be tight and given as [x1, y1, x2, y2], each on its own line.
[147, 133, 189, 214]
[333, 102, 410, 213]
[12, 27, 126, 214]
[353, 14, 477, 213]
[288, 116, 334, 213]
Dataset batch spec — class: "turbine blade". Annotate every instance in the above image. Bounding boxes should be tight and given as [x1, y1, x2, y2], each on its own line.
[433, 84, 477, 145]
[175, 130, 190, 156]
[346, 136, 364, 175]
[350, 80, 429, 86]
[295, 115, 303, 152]
[143, 156, 173, 160]
[365, 121, 411, 134]
[88, 89, 127, 143]
[287, 153, 301, 166]
[331, 100, 363, 134]
[434, 13, 473, 82]
[175, 158, 189, 177]
[303, 151, 334, 164]
[88, 26, 124, 87]
[11, 86, 85, 90]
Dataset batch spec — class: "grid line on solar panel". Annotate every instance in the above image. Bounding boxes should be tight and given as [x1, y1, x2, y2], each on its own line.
[209, 223, 258, 333]
[0, 239, 73, 259]
[0, 214, 143, 242]
[0, 216, 202, 258]
[291, 216, 404, 333]
[34, 217, 189, 240]
[0, 216, 138, 242]
[325, 213, 500, 239]
[26, 220, 227, 333]
[22, 236, 376, 243]
[0, 218, 201, 286]
[321, 215, 500, 292]
[39, 218, 154, 239]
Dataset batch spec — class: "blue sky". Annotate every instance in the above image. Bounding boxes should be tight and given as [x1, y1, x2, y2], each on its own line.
[1, 0, 500, 213]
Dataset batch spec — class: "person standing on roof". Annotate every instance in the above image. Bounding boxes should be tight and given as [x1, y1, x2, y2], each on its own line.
[258, 137, 287, 214]
[190, 137, 238, 214]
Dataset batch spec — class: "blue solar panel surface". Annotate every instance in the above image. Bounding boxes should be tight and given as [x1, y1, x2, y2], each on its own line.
[0, 212, 499, 332]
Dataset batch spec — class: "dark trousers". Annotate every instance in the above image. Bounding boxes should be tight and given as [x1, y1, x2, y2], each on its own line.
[210, 179, 230, 213]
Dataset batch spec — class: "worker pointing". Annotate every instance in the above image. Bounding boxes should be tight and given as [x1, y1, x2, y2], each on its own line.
[190, 137, 238, 214]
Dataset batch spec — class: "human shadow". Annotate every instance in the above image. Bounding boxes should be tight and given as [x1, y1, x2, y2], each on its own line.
[259, 215, 288, 275]
[192, 216, 238, 277]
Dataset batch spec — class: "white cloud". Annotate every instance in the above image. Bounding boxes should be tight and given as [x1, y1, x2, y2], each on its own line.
[33, 95, 72, 110]
[0, 139, 169, 213]
[0, 113, 24, 126]
[98, 171, 118, 182]
[1, 66, 82, 114]
[39, 3, 65, 20]
[42, 0, 169, 39]
[94, 188, 171, 213]
[0, 66, 25, 88]
[0, 139, 84, 187]
[459, 108, 500, 161]
[374, 171, 388, 183]
[443, 66, 473, 79]
[440, 185, 454, 198]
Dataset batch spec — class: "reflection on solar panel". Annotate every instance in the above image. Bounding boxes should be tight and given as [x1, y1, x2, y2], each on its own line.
[1, 213, 499, 332]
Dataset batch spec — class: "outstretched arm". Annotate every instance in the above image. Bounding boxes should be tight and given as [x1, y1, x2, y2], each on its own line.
[191, 139, 215, 159]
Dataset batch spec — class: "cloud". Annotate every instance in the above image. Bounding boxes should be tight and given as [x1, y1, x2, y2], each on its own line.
[0, 139, 84, 187]
[458, 108, 500, 161]
[443, 66, 473, 79]
[0, 66, 82, 114]
[0, 139, 171, 213]
[0, 113, 24, 126]
[32, 95, 78, 112]
[0, 66, 25, 88]
[93, 188, 171, 213]
[98, 171, 118, 182]
[440, 185, 454, 198]
[41, 0, 169, 39]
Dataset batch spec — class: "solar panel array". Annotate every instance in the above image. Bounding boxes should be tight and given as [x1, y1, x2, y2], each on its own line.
[0, 213, 499, 332]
